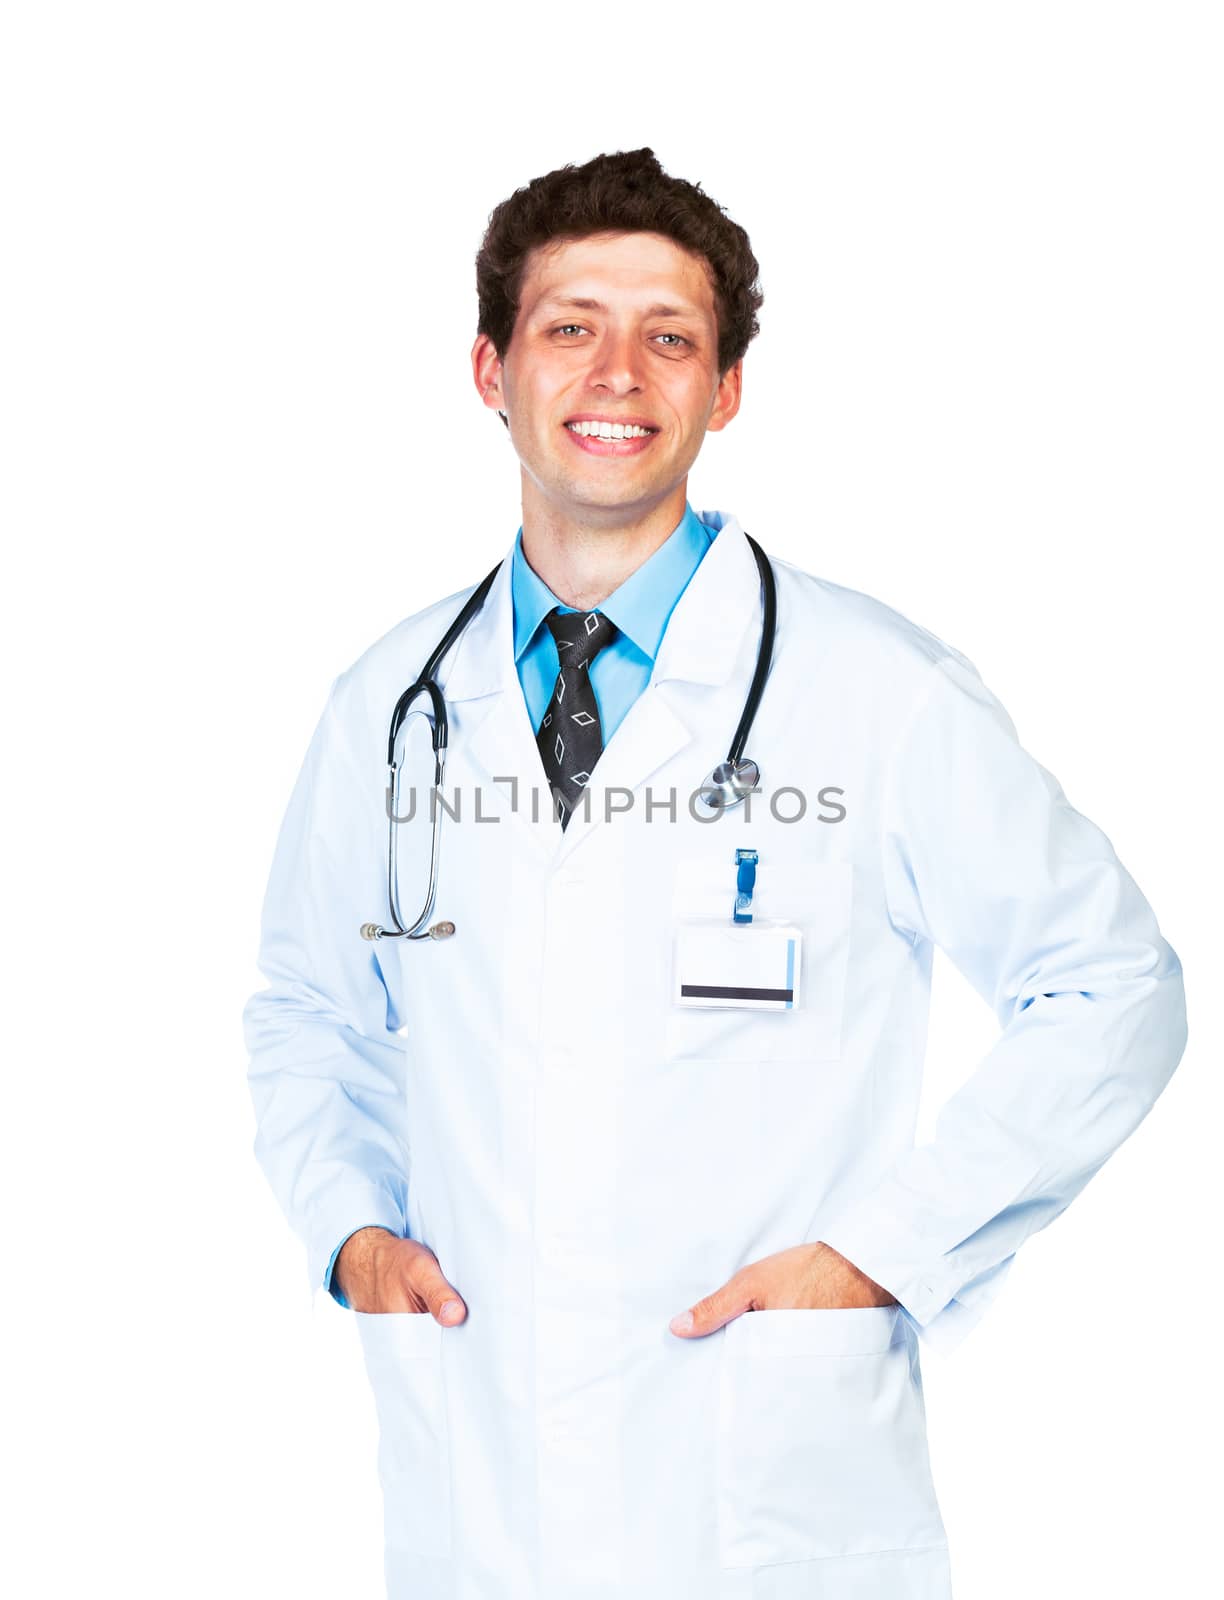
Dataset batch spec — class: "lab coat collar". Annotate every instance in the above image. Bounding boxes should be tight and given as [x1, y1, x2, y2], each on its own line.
[437, 508, 760, 864]
[441, 508, 757, 703]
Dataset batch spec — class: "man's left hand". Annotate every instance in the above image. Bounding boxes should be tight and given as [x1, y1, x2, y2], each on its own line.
[668, 1241, 898, 1338]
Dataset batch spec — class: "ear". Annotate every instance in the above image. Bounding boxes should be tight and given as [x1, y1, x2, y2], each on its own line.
[472, 333, 507, 419]
[706, 358, 744, 433]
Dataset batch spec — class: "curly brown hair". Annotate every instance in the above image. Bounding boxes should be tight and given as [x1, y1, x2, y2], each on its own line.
[475, 147, 764, 384]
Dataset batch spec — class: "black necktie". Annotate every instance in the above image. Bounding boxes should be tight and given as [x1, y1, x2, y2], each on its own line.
[535, 606, 620, 829]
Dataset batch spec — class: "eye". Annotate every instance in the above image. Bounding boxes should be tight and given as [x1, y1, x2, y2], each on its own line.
[654, 333, 689, 347]
[553, 324, 589, 337]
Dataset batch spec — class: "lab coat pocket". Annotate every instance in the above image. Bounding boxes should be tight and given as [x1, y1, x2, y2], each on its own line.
[354, 1311, 452, 1559]
[716, 1306, 946, 1569]
[664, 858, 852, 1062]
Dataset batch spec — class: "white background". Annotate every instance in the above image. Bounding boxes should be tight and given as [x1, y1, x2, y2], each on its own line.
[3, 3, 1220, 1595]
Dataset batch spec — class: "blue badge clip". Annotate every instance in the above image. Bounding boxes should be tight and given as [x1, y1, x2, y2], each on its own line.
[733, 848, 758, 924]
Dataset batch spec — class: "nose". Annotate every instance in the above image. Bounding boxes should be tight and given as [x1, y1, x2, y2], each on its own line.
[585, 322, 646, 396]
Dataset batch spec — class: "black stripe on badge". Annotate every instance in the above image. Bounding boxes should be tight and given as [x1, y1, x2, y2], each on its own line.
[680, 983, 793, 1002]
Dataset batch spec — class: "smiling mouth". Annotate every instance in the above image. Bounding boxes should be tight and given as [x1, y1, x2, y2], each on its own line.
[565, 419, 658, 440]
[562, 420, 660, 456]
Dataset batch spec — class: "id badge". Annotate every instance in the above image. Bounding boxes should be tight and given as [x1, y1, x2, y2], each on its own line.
[673, 919, 802, 1012]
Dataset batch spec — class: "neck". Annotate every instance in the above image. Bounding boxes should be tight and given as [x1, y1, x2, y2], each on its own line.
[519, 479, 689, 610]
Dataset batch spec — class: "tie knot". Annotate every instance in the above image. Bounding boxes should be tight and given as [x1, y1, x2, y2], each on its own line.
[544, 606, 619, 669]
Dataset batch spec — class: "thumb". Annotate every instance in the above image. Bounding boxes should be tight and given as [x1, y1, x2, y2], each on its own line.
[669, 1281, 749, 1339]
[428, 1271, 467, 1326]
[405, 1243, 467, 1325]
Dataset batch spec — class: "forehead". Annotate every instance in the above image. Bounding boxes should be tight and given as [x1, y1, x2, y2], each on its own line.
[520, 231, 716, 321]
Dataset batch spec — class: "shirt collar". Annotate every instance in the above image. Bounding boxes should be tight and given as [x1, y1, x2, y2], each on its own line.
[511, 501, 716, 665]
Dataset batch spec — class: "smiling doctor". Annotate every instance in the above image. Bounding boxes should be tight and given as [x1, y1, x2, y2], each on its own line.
[244, 147, 1188, 1600]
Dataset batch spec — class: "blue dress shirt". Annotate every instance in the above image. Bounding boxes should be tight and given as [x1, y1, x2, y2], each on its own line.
[324, 501, 717, 1305]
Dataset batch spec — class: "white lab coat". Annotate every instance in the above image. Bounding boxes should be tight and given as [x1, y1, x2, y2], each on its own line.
[244, 510, 1186, 1600]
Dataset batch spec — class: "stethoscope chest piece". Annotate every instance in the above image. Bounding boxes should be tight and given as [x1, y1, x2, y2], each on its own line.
[694, 757, 761, 814]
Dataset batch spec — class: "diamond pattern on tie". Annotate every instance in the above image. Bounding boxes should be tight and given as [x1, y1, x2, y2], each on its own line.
[535, 606, 619, 829]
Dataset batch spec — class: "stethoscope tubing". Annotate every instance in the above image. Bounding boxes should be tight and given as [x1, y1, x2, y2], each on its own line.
[365, 534, 777, 941]
[386, 564, 501, 765]
[728, 535, 776, 765]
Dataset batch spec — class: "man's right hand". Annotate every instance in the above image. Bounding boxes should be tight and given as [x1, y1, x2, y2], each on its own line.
[334, 1226, 468, 1325]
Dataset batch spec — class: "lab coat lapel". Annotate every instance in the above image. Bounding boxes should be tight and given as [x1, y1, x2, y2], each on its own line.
[438, 511, 760, 865]
[438, 542, 562, 866]
[556, 510, 761, 862]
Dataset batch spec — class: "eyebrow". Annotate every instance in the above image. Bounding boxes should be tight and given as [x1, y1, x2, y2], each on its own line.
[537, 295, 703, 320]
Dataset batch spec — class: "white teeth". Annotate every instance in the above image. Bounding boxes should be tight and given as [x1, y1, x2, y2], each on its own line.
[566, 420, 655, 439]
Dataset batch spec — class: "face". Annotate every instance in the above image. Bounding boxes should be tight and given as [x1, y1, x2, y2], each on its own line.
[472, 230, 741, 525]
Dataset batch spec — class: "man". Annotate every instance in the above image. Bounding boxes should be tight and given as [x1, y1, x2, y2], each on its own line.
[244, 147, 1187, 1599]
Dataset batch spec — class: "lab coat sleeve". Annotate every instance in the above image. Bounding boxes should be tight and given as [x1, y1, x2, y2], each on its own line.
[815, 651, 1187, 1356]
[244, 675, 409, 1305]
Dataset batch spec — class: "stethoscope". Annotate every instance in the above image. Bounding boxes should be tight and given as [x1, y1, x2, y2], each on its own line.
[360, 534, 777, 943]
